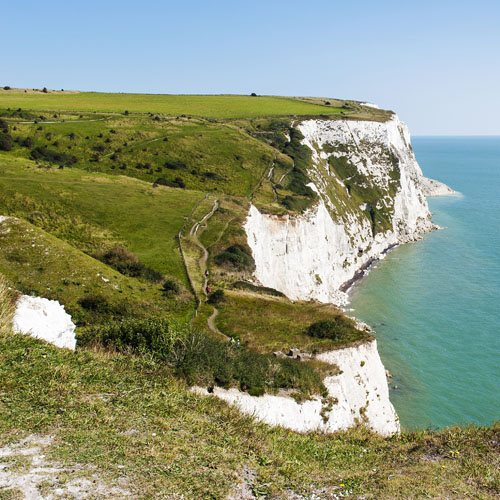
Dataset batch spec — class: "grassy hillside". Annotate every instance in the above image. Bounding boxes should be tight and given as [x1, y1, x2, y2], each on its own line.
[0, 329, 498, 499]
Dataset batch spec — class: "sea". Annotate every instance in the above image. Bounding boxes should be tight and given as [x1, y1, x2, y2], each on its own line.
[348, 136, 500, 430]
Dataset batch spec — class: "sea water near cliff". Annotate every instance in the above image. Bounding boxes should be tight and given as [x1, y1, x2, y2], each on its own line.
[349, 136, 500, 430]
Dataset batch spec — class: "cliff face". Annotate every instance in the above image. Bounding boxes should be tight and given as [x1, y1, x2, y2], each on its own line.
[240, 114, 451, 435]
[246, 114, 441, 305]
[195, 339, 399, 436]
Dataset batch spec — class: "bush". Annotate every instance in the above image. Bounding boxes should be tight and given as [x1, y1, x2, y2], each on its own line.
[3, 86, 11, 90]
[214, 244, 255, 271]
[0, 133, 13, 151]
[42, 87, 48, 93]
[305, 317, 355, 340]
[20, 137, 34, 148]
[207, 289, 225, 304]
[78, 294, 110, 313]
[30, 146, 77, 166]
[82, 319, 325, 396]
[232, 281, 285, 297]
[202, 171, 224, 181]
[94, 246, 164, 283]
[164, 160, 186, 170]
[0, 119, 8, 133]
[154, 177, 185, 189]
[162, 279, 180, 295]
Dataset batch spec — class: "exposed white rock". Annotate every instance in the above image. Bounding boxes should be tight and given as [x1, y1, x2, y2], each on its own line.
[13, 296, 76, 350]
[245, 115, 450, 304]
[359, 102, 380, 109]
[421, 176, 457, 197]
[194, 340, 399, 436]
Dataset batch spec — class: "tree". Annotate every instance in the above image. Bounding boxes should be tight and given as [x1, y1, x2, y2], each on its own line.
[250, 92, 257, 97]
[3, 86, 10, 90]
[42, 87, 48, 93]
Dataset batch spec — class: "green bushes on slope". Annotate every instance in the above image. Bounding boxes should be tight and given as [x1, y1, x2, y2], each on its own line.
[305, 317, 357, 341]
[214, 244, 255, 271]
[80, 318, 325, 396]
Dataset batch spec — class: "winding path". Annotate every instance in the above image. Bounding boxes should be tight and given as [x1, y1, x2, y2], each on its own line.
[188, 200, 228, 339]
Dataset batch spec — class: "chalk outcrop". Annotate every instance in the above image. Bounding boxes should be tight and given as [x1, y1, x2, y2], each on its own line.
[13, 296, 76, 350]
[246, 114, 451, 304]
[195, 340, 399, 436]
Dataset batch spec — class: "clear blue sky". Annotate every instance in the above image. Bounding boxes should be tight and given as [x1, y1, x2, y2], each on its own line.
[3, 0, 500, 135]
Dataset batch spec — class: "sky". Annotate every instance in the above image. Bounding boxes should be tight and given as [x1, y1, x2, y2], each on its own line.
[3, 0, 500, 135]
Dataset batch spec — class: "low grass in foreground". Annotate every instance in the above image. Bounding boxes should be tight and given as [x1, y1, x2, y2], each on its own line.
[0, 332, 498, 499]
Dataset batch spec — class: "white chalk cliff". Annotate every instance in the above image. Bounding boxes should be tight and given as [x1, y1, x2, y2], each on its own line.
[195, 339, 399, 436]
[246, 114, 450, 305]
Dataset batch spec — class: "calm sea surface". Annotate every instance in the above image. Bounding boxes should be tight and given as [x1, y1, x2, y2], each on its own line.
[348, 137, 500, 430]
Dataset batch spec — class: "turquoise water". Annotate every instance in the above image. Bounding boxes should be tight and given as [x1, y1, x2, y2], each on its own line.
[349, 137, 500, 430]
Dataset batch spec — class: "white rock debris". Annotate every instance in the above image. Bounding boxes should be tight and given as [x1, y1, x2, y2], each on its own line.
[359, 102, 380, 109]
[195, 340, 399, 436]
[0, 434, 130, 499]
[13, 296, 77, 350]
[421, 176, 457, 197]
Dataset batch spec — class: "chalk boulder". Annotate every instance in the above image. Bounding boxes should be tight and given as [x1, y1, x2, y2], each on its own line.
[13, 296, 76, 350]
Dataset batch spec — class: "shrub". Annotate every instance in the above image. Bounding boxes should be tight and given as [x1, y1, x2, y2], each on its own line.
[202, 171, 224, 181]
[214, 244, 255, 271]
[78, 294, 110, 313]
[95, 246, 164, 283]
[162, 279, 180, 295]
[82, 319, 325, 395]
[3, 86, 11, 90]
[305, 317, 354, 340]
[42, 87, 48, 93]
[207, 289, 225, 304]
[232, 281, 285, 297]
[0, 119, 8, 133]
[164, 160, 186, 170]
[154, 177, 185, 189]
[21, 137, 34, 148]
[0, 133, 13, 151]
[30, 146, 77, 166]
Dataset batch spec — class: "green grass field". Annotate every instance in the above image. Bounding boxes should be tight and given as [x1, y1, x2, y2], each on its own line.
[0, 88, 393, 121]
[0, 89, 346, 118]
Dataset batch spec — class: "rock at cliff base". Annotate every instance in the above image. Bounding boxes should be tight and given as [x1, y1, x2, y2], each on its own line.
[12, 295, 76, 350]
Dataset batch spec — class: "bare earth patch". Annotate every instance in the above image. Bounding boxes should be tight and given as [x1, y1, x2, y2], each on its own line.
[0, 435, 130, 499]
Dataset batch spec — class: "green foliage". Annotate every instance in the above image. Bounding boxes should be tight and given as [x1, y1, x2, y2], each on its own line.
[214, 243, 255, 271]
[30, 146, 78, 166]
[305, 317, 356, 340]
[207, 289, 225, 304]
[162, 279, 181, 295]
[94, 246, 164, 283]
[232, 280, 285, 297]
[0, 118, 8, 133]
[0, 133, 13, 151]
[83, 318, 324, 395]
